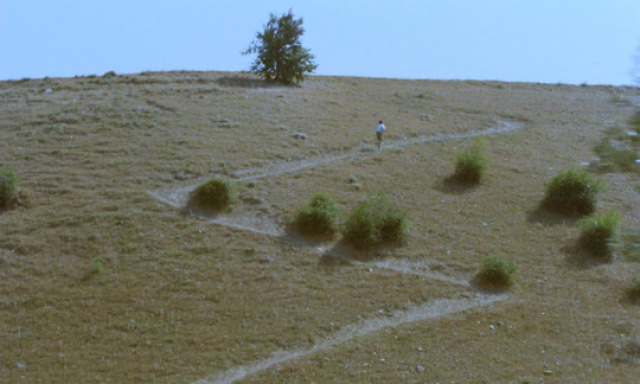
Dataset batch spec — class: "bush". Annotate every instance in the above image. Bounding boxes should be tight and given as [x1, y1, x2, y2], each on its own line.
[189, 177, 236, 211]
[293, 193, 340, 235]
[343, 194, 408, 248]
[541, 168, 604, 216]
[453, 140, 487, 184]
[0, 165, 19, 209]
[475, 254, 517, 287]
[577, 210, 622, 260]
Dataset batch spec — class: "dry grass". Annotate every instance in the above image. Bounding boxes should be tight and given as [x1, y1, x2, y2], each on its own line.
[2, 71, 640, 383]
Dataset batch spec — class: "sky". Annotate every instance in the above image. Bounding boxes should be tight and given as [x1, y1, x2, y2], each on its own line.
[1, 0, 640, 85]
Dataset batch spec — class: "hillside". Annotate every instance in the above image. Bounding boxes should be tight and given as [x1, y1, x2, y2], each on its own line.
[1, 71, 640, 383]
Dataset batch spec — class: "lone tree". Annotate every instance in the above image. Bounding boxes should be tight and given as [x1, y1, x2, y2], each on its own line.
[243, 10, 317, 84]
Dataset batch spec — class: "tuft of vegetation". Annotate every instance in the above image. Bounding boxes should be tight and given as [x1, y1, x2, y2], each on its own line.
[593, 126, 639, 173]
[577, 210, 622, 260]
[90, 257, 104, 273]
[475, 254, 517, 288]
[343, 194, 408, 249]
[0, 165, 20, 210]
[243, 10, 317, 84]
[188, 177, 236, 211]
[453, 139, 487, 184]
[292, 193, 340, 236]
[541, 168, 604, 216]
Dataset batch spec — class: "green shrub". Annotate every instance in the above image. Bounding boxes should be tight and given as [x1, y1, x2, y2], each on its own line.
[541, 168, 604, 216]
[189, 177, 236, 211]
[475, 254, 517, 287]
[0, 165, 19, 209]
[293, 193, 340, 235]
[343, 194, 408, 248]
[90, 257, 104, 273]
[577, 210, 622, 260]
[453, 140, 487, 184]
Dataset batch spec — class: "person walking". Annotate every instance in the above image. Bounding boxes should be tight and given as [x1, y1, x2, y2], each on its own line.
[376, 120, 386, 149]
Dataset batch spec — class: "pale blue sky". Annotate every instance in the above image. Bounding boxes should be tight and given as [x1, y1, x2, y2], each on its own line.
[2, 0, 640, 85]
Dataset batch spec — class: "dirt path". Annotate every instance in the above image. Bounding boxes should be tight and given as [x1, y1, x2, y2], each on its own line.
[148, 120, 525, 280]
[233, 121, 524, 181]
[151, 121, 520, 383]
[149, 121, 524, 209]
[192, 293, 510, 384]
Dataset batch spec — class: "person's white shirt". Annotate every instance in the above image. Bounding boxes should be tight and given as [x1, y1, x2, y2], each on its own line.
[377, 123, 386, 132]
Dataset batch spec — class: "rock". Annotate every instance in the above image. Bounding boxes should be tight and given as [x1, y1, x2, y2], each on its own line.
[292, 132, 308, 140]
[416, 364, 425, 372]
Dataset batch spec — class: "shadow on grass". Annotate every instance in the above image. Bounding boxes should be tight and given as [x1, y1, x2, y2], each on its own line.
[623, 290, 640, 305]
[562, 243, 611, 269]
[216, 76, 295, 89]
[318, 238, 405, 266]
[280, 223, 338, 248]
[469, 277, 512, 294]
[179, 204, 224, 220]
[621, 288, 640, 305]
[527, 205, 580, 226]
[436, 175, 480, 194]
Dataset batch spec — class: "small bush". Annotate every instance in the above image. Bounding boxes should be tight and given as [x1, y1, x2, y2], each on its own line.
[475, 254, 517, 287]
[577, 210, 622, 260]
[0, 165, 20, 209]
[453, 140, 487, 184]
[541, 168, 604, 216]
[90, 257, 104, 273]
[293, 193, 340, 235]
[189, 177, 236, 211]
[343, 194, 408, 248]
[593, 128, 639, 172]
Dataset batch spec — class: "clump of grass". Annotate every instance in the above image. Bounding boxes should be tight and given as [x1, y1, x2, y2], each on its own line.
[453, 139, 487, 184]
[475, 254, 517, 288]
[541, 168, 604, 216]
[0, 165, 20, 210]
[90, 257, 104, 273]
[592, 124, 640, 173]
[343, 194, 408, 249]
[189, 177, 236, 211]
[577, 210, 622, 260]
[292, 193, 340, 236]
[629, 110, 640, 131]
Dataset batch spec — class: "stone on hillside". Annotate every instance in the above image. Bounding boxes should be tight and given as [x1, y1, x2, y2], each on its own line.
[292, 132, 308, 140]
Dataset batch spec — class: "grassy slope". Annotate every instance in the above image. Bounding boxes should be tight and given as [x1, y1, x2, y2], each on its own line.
[1, 71, 640, 383]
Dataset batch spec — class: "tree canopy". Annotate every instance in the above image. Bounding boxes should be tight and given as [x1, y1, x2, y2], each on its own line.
[243, 10, 317, 85]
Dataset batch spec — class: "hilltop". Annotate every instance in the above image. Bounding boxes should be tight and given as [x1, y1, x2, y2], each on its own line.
[1, 71, 640, 382]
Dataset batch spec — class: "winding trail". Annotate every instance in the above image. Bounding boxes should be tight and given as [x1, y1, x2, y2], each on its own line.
[150, 121, 524, 210]
[192, 293, 509, 384]
[148, 120, 525, 281]
[150, 122, 522, 383]
[233, 121, 524, 181]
